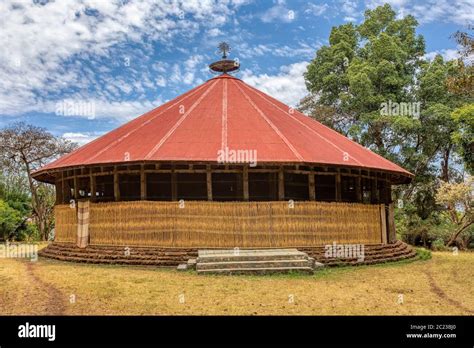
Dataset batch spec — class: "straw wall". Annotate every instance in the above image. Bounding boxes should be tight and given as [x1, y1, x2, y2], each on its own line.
[55, 201, 384, 247]
[54, 205, 77, 242]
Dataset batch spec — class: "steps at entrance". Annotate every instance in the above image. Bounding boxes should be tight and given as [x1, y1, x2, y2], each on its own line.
[195, 249, 315, 275]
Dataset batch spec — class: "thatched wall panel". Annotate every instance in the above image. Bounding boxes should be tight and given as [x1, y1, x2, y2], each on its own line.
[45, 201, 384, 247]
[54, 205, 77, 242]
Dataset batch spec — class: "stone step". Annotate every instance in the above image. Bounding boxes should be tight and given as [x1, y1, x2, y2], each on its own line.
[197, 248, 309, 263]
[195, 248, 315, 275]
[196, 259, 312, 270]
[197, 266, 314, 275]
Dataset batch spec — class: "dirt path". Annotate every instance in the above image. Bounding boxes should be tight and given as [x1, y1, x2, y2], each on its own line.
[25, 261, 67, 315]
[422, 267, 474, 314]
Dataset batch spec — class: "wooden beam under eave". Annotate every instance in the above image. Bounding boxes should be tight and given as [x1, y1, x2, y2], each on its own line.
[356, 175, 362, 203]
[206, 165, 213, 201]
[371, 176, 377, 204]
[61, 171, 65, 204]
[171, 170, 177, 201]
[380, 204, 387, 244]
[140, 165, 146, 200]
[113, 166, 120, 201]
[308, 171, 316, 201]
[243, 165, 249, 201]
[335, 170, 341, 202]
[73, 175, 79, 200]
[278, 166, 285, 200]
[90, 172, 96, 202]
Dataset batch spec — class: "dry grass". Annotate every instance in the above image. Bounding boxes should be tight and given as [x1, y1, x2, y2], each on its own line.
[0, 251, 473, 315]
[56, 201, 383, 247]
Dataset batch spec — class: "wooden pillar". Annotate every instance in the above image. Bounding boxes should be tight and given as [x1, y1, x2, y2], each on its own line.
[206, 165, 213, 201]
[387, 184, 392, 204]
[356, 175, 362, 203]
[377, 179, 385, 203]
[371, 177, 377, 203]
[308, 171, 316, 201]
[387, 203, 396, 243]
[73, 175, 79, 199]
[278, 166, 285, 200]
[380, 204, 387, 244]
[335, 170, 341, 202]
[140, 165, 146, 200]
[243, 165, 249, 201]
[61, 171, 65, 204]
[113, 166, 120, 201]
[171, 170, 177, 201]
[90, 172, 96, 202]
[55, 181, 61, 205]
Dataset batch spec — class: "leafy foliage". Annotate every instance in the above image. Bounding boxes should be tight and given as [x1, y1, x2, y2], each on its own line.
[0, 200, 22, 241]
[0, 122, 77, 240]
[301, 4, 474, 249]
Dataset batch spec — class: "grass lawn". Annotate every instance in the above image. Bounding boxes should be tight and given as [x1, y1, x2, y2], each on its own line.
[0, 249, 473, 315]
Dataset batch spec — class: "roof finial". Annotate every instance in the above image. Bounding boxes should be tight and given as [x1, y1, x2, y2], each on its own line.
[218, 42, 230, 59]
[209, 42, 240, 74]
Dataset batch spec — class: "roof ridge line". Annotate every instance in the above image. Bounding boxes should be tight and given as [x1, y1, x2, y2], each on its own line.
[240, 82, 364, 166]
[221, 79, 228, 150]
[83, 82, 210, 165]
[232, 80, 304, 162]
[144, 79, 219, 160]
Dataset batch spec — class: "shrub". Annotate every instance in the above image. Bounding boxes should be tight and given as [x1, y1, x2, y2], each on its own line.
[431, 239, 448, 251]
[416, 248, 432, 260]
[17, 223, 41, 242]
[0, 199, 22, 241]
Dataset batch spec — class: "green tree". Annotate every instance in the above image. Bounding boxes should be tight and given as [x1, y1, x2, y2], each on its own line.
[435, 177, 473, 247]
[302, 4, 424, 160]
[447, 26, 474, 174]
[301, 4, 473, 249]
[0, 200, 22, 241]
[0, 123, 76, 240]
[451, 104, 474, 174]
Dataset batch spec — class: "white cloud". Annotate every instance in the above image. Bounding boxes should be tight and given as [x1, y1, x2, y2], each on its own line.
[62, 131, 103, 146]
[305, 3, 329, 16]
[365, 0, 474, 25]
[340, 0, 359, 22]
[207, 28, 223, 37]
[237, 42, 321, 59]
[242, 61, 309, 107]
[185, 54, 205, 70]
[260, 0, 296, 23]
[155, 76, 167, 87]
[0, 0, 244, 117]
[424, 48, 460, 61]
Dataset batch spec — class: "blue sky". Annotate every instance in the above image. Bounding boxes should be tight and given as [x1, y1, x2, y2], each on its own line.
[0, 0, 471, 145]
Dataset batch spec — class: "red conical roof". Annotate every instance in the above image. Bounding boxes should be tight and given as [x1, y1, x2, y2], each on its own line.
[34, 74, 412, 181]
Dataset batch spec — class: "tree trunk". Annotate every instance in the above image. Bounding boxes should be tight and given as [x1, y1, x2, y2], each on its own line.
[22, 154, 48, 240]
[447, 221, 474, 247]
